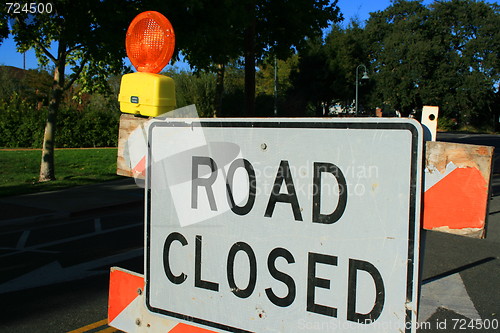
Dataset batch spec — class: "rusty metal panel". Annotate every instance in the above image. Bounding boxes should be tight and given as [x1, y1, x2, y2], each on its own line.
[423, 141, 494, 238]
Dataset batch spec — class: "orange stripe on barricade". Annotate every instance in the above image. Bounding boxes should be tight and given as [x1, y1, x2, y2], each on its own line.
[108, 267, 145, 323]
[132, 156, 146, 177]
[423, 167, 487, 230]
[170, 323, 217, 333]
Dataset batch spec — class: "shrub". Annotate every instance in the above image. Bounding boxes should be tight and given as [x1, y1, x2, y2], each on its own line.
[0, 96, 120, 148]
[0, 94, 45, 148]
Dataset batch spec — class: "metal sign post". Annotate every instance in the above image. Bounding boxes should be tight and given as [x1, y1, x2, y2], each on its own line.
[144, 118, 423, 333]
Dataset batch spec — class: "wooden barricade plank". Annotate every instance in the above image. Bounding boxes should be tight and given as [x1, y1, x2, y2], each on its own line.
[117, 114, 150, 178]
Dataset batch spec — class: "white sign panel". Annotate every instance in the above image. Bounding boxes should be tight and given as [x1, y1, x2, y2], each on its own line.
[146, 118, 422, 332]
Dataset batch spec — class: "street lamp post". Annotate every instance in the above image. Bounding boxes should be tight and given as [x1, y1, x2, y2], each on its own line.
[355, 64, 369, 116]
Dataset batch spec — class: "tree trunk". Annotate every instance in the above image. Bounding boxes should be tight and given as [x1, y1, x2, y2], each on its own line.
[244, 1, 256, 117]
[492, 90, 500, 132]
[39, 45, 66, 182]
[214, 63, 225, 118]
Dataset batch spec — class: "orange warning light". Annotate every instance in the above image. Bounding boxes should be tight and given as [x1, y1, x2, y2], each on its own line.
[126, 11, 175, 74]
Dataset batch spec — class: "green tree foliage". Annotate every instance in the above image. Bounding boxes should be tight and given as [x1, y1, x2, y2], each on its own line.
[286, 21, 371, 116]
[282, 0, 499, 127]
[2, 0, 498, 139]
[255, 55, 298, 115]
[218, 62, 248, 116]
[287, 38, 334, 116]
[164, 68, 217, 117]
[163, 62, 253, 117]
[0, 95, 120, 149]
[365, 0, 435, 116]
[427, 0, 500, 126]
[0, 9, 8, 42]
[364, 0, 499, 125]
[0, 67, 22, 99]
[0, 67, 120, 149]
[0, 93, 45, 147]
[256, 56, 298, 97]
[243, 0, 341, 115]
[2, 0, 136, 181]
[324, 21, 372, 110]
[0, 67, 52, 108]
[151, 0, 341, 116]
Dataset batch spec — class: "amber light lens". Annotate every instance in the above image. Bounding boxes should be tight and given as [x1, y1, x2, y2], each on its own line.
[126, 11, 175, 73]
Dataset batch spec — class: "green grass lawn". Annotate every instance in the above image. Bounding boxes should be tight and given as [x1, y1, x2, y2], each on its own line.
[0, 148, 122, 197]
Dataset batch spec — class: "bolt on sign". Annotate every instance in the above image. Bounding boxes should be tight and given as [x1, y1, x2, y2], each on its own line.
[145, 118, 423, 332]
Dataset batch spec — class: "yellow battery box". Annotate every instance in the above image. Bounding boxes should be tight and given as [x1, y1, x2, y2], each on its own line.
[118, 72, 176, 117]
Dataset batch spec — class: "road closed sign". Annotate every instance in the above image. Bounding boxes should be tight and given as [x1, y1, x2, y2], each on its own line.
[145, 118, 423, 332]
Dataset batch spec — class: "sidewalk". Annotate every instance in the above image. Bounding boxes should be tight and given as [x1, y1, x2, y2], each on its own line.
[0, 178, 144, 227]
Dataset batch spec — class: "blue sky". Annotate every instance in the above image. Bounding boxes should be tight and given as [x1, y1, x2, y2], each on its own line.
[0, 0, 491, 70]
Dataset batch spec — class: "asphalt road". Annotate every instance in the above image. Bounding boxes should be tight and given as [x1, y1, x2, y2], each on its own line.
[0, 131, 499, 333]
[0, 203, 144, 333]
